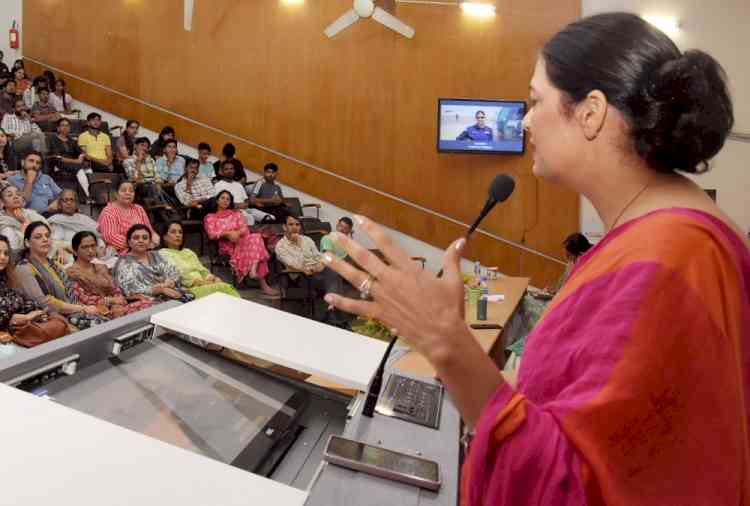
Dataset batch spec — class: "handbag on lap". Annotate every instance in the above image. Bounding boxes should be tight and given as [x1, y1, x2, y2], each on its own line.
[10, 313, 70, 348]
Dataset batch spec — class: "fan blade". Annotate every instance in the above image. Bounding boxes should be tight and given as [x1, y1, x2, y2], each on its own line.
[372, 7, 415, 39]
[324, 9, 360, 38]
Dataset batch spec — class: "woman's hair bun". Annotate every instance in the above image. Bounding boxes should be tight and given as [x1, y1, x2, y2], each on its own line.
[630, 50, 734, 174]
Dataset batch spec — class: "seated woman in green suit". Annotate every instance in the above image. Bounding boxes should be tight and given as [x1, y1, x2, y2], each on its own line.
[159, 221, 240, 299]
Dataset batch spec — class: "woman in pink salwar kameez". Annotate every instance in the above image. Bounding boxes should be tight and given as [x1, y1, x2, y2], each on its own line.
[203, 190, 278, 297]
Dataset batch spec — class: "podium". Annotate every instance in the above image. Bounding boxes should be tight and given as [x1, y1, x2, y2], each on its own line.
[150, 293, 388, 391]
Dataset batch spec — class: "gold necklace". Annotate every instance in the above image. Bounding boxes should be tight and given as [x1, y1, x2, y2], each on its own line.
[607, 180, 651, 232]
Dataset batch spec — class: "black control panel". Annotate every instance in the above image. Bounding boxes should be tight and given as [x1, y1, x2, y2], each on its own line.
[375, 373, 443, 429]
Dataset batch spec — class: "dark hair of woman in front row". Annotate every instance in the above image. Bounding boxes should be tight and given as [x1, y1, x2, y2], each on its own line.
[541, 12, 733, 174]
[71, 230, 97, 252]
[126, 223, 152, 244]
[563, 233, 592, 258]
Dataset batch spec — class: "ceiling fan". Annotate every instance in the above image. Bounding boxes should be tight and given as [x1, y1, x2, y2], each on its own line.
[324, 0, 416, 39]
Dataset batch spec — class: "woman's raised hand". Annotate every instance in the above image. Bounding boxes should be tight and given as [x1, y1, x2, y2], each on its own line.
[323, 216, 470, 365]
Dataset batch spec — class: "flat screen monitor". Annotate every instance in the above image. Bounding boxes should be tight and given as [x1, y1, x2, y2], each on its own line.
[437, 98, 526, 154]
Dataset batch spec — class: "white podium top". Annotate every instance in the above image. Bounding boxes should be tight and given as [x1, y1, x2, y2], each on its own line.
[151, 293, 388, 391]
[0, 384, 307, 506]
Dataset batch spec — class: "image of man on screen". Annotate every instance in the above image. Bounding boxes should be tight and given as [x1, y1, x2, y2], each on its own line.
[455, 110, 493, 142]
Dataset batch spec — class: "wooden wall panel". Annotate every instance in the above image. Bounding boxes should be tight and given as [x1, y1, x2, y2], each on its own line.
[23, 0, 578, 287]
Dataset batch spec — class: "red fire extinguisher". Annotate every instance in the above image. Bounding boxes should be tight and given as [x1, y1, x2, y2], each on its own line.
[9, 21, 19, 50]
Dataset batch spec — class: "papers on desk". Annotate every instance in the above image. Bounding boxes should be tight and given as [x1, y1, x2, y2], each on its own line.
[486, 294, 505, 302]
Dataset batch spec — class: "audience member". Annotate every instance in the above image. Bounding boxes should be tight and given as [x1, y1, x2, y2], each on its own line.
[275, 214, 347, 324]
[150, 126, 175, 158]
[320, 217, 353, 260]
[13, 68, 30, 96]
[0, 80, 16, 116]
[42, 70, 56, 91]
[113, 224, 193, 303]
[248, 162, 289, 223]
[30, 87, 60, 123]
[67, 231, 155, 317]
[47, 117, 89, 197]
[1, 98, 47, 155]
[77, 112, 113, 172]
[97, 181, 159, 254]
[0, 51, 9, 76]
[203, 190, 277, 296]
[11, 60, 23, 74]
[123, 136, 158, 183]
[174, 158, 214, 214]
[49, 79, 74, 113]
[155, 139, 185, 185]
[48, 190, 113, 266]
[23, 76, 47, 109]
[115, 119, 139, 162]
[212, 143, 245, 183]
[8, 151, 62, 214]
[122, 137, 179, 225]
[0, 234, 49, 347]
[0, 185, 47, 253]
[160, 221, 240, 299]
[546, 232, 593, 294]
[14, 221, 107, 329]
[197, 142, 214, 178]
[0, 127, 18, 175]
[213, 161, 271, 225]
[512, 232, 595, 359]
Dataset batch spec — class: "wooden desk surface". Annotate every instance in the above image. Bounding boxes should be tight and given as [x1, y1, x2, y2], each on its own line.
[393, 276, 529, 377]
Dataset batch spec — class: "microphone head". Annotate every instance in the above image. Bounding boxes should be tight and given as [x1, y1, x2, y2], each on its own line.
[489, 174, 516, 202]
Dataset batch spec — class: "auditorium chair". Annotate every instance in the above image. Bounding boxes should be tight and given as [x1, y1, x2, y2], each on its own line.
[273, 259, 316, 318]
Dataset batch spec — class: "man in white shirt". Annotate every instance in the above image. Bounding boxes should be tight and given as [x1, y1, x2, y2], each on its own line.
[1, 98, 47, 155]
[275, 215, 349, 327]
[175, 159, 215, 219]
[213, 160, 272, 225]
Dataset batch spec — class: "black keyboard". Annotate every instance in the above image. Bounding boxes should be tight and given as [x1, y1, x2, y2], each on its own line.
[375, 373, 443, 429]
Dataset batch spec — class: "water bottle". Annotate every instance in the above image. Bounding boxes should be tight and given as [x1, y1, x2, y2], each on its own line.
[477, 274, 489, 320]
[477, 295, 488, 321]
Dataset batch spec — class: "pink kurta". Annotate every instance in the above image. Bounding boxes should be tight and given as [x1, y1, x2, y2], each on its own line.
[203, 209, 270, 280]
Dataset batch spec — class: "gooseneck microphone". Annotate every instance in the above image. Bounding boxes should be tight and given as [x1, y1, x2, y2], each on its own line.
[364, 174, 517, 417]
[437, 174, 516, 277]
[466, 173, 516, 238]
[362, 335, 398, 418]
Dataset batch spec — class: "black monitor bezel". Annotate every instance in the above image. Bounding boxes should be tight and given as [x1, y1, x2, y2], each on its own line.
[436, 97, 527, 155]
